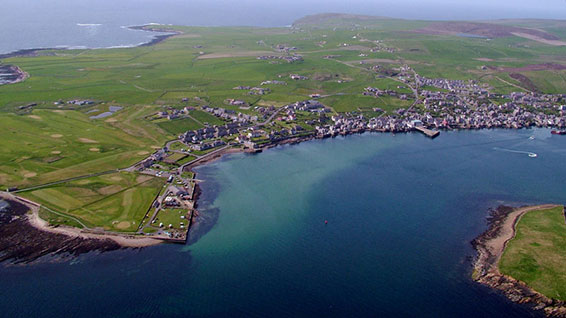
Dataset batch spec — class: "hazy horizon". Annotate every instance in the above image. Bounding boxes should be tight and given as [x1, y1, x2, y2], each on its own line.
[2, 0, 566, 54]
[5, 0, 566, 26]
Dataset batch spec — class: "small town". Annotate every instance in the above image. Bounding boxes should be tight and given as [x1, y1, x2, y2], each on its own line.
[127, 64, 566, 242]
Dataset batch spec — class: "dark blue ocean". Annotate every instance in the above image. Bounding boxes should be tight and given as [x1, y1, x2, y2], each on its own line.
[1, 128, 564, 317]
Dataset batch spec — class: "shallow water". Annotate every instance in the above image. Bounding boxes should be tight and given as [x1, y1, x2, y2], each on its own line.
[1, 129, 565, 317]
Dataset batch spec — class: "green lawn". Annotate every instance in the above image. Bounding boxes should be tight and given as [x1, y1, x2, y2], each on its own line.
[156, 117, 203, 135]
[154, 208, 189, 230]
[20, 172, 165, 232]
[168, 141, 187, 151]
[0, 107, 165, 189]
[189, 109, 227, 126]
[176, 155, 197, 165]
[499, 206, 566, 300]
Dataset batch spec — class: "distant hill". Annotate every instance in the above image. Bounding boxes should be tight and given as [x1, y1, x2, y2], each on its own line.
[293, 13, 566, 44]
[292, 13, 392, 27]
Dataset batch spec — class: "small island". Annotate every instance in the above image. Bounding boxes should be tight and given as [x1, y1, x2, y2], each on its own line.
[473, 205, 566, 317]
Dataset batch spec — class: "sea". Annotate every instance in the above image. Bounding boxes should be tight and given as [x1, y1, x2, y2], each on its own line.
[1, 128, 565, 317]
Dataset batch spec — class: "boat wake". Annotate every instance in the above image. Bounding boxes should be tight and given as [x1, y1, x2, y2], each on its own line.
[493, 147, 537, 158]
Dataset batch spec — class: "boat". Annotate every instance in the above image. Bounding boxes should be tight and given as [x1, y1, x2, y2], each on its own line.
[551, 130, 566, 135]
[528, 153, 538, 158]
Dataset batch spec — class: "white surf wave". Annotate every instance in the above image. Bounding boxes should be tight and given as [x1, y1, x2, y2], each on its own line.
[493, 147, 537, 158]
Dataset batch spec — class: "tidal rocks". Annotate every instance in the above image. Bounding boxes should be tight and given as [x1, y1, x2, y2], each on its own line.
[0, 199, 122, 264]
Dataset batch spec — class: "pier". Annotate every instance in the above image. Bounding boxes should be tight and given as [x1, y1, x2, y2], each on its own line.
[415, 126, 440, 138]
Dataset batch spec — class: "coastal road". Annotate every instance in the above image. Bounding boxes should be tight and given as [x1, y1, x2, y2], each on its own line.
[178, 145, 231, 174]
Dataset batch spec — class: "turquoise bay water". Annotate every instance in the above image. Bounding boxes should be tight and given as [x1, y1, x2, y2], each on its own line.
[1, 129, 565, 317]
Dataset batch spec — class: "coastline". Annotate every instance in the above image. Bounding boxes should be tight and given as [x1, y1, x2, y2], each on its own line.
[472, 204, 566, 317]
[0, 24, 179, 87]
[0, 128, 549, 263]
[0, 191, 162, 264]
[127, 25, 182, 47]
[0, 24, 180, 61]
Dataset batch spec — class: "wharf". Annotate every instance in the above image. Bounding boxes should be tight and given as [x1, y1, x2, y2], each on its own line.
[415, 126, 440, 138]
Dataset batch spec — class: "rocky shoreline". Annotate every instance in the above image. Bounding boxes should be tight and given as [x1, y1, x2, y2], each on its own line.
[472, 205, 566, 317]
[128, 25, 181, 47]
[0, 24, 179, 61]
[0, 198, 123, 264]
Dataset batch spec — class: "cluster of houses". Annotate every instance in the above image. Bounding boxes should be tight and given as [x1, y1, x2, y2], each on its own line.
[55, 99, 94, 106]
[257, 55, 303, 63]
[261, 80, 287, 85]
[307, 66, 566, 138]
[272, 44, 298, 52]
[234, 125, 308, 149]
[225, 99, 247, 106]
[414, 74, 489, 94]
[313, 102, 566, 138]
[290, 74, 308, 80]
[249, 87, 271, 95]
[181, 123, 242, 143]
[202, 106, 259, 123]
[139, 147, 168, 169]
[156, 107, 191, 120]
[232, 86, 271, 95]
[370, 45, 397, 53]
[287, 100, 331, 113]
[191, 140, 226, 151]
[414, 95, 566, 130]
[363, 87, 408, 100]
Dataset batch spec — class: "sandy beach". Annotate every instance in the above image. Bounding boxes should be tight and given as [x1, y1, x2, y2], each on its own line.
[0, 192, 162, 249]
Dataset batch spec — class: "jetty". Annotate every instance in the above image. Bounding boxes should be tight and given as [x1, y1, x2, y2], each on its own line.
[415, 126, 440, 138]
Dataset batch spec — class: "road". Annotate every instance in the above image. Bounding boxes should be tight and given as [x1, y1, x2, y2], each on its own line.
[177, 144, 231, 174]
[258, 107, 285, 126]
[12, 169, 118, 193]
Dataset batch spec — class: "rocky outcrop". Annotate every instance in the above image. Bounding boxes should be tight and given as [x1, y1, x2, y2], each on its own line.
[0, 199, 122, 264]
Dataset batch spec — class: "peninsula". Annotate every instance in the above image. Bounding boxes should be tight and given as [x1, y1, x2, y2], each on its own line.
[473, 205, 566, 317]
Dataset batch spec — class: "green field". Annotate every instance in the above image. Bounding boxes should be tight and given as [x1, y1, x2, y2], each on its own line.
[189, 109, 226, 126]
[499, 206, 566, 300]
[154, 208, 189, 230]
[20, 172, 165, 232]
[156, 117, 203, 135]
[0, 106, 166, 189]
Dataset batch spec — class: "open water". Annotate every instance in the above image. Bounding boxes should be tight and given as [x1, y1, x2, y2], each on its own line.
[1, 129, 565, 317]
